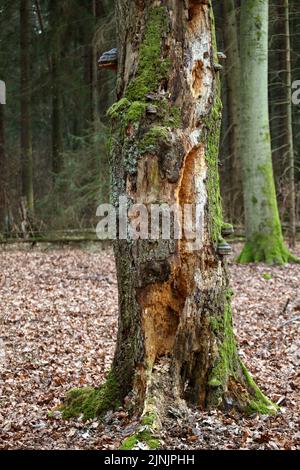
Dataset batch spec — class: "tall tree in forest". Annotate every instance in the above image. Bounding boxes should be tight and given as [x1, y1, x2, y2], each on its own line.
[20, 0, 34, 212]
[283, 0, 296, 247]
[63, 1, 276, 445]
[221, 0, 242, 222]
[0, 104, 7, 231]
[238, 0, 297, 264]
[50, 0, 64, 178]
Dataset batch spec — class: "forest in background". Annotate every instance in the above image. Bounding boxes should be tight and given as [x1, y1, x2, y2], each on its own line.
[0, 0, 300, 238]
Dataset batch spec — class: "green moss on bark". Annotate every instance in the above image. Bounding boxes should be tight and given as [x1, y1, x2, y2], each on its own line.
[208, 291, 277, 414]
[139, 126, 169, 153]
[107, 98, 131, 119]
[240, 362, 278, 415]
[62, 371, 120, 420]
[125, 7, 170, 101]
[237, 158, 299, 264]
[208, 292, 239, 393]
[203, 95, 223, 242]
[237, 232, 300, 264]
[107, 6, 181, 142]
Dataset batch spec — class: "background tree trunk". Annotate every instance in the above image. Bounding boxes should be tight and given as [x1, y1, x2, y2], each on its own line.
[50, 0, 64, 178]
[283, 0, 296, 248]
[20, 0, 34, 212]
[222, 0, 242, 223]
[238, 0, 296, 264]
[0, 104, 7, 232]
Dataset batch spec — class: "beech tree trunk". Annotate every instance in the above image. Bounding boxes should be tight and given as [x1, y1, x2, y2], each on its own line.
[63, 0, 276, 447]
[238, 0, 296, 264]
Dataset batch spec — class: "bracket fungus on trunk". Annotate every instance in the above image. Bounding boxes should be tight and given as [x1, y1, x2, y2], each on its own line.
[98, 48, 118, 71]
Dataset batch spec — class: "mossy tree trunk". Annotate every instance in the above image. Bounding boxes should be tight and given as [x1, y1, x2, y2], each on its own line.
[238, 0, 296, 264]
[64, 0, 276, 446]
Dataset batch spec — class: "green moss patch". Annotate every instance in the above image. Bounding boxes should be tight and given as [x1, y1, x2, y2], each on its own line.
[120, 412, 160, 450]
[237, 232, 300, 265]
[208, 294, 239, 392]
[139, 126, 169, 153]
[107, 98, 131, 119]
[203, 95, 223, 242]
[62, 371, 120, 420]
[240, 362, 278, 415]
[125, 7, 170, 101]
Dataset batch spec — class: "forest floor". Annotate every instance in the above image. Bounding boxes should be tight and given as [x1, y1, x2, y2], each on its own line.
[0, 242, 299, 450]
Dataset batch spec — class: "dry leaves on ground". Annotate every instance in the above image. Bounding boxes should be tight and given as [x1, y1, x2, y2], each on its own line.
[0, 242, 299, 450]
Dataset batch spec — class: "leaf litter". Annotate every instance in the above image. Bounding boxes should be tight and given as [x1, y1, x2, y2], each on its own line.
[0, 242, 299, 450]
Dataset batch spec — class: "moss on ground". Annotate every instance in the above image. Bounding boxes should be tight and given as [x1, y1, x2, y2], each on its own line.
[62, 371, 120, 420]
[120, 412, 160, 450]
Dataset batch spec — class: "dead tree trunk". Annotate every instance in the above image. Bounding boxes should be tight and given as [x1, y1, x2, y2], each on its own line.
[63, 0, 276, 447]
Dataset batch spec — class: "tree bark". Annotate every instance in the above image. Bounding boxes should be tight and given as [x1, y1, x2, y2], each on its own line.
[0, 104, 7, 232]
[222, 0, 243, 223]
[238, 0, 297, 264]
[283, 0, 296, 248]
[63, 0, 276, 446]
[50, 0, 64, 178]
[20, 0, 34, 212]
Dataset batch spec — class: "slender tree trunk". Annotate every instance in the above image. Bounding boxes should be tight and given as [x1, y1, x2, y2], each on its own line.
[20, 0, 34, 212]
[283, 0, 296, 248]
[51, 0, 63, 178]
[63, 1, 276, 442]
[238, 0, 297, 264]
[91, 0, 100, 132]
[0, 104, 7, 232]
[222, 0, 242, 223]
